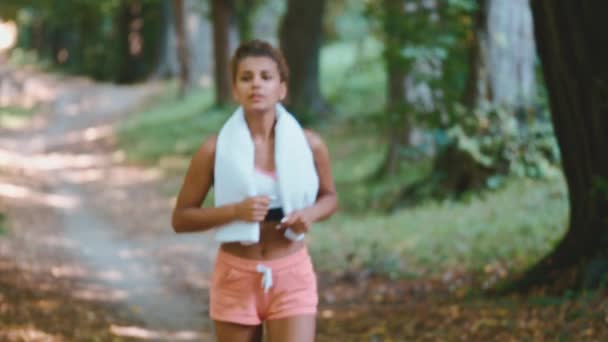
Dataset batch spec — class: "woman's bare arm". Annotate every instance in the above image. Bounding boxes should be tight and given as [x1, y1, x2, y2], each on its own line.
[172, 135, 271, 233]
[302, 129, 339, 222]
[171, 135, 236, 233]
[278, 129, 338, 232]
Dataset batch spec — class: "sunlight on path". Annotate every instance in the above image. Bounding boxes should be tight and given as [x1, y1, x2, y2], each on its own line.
[0, 67, 217, 339]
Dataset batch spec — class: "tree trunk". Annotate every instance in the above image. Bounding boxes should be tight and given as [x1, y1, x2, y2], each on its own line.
[461, 0, 489, 108]
[211, 0, 235, 106]
[172, 0, 191, 97]
[506, 0, 608, 293]
[382, 53, 410, 176]
[374, 0, 412, 178]
[156, 0, 213, 87]
[152, 0, 173, 79]
[465, 0, 536, 109]
[279, 0, 329, 123]
[425, 0, 536, 199]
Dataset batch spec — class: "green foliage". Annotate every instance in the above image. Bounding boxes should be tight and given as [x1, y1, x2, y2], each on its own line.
[320, 38, 387, 120]
[0, 105, 37, 129]
[10, 0, 163, 82]
[310, 176, 569, 277]
[437, 100, 561, 184]
[367, 0, 475, 108]
[0, 212, 5, 235]
[325, 0, 371, 42]
[117, 82, 226, 164]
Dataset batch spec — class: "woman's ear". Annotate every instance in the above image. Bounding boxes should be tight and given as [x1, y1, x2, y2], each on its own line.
[279, 81, 287, 101]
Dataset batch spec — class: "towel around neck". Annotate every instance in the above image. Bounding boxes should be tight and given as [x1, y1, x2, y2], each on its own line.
[213, 104, 319, 244]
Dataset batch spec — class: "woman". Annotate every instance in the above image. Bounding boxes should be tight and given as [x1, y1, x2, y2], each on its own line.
[171, 39, 338, 342]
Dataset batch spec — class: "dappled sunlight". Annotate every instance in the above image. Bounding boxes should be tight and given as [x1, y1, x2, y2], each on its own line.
[97, 268, 125, 282]
[0, 328, 58, 341]
[110, 325, 206, 340]
[0, 183, 79, 209]
[46, 124, 116, 149]
[32, 153, 110, 171]
[72, 286, 129, 302]
[118, 247, 148, 260]
[50, 265, 89, 279]
[0, 20, 17, 51]
[0, 146, 109, 173]
[61, 168, 106, 183]
[0, 72, 70, 108]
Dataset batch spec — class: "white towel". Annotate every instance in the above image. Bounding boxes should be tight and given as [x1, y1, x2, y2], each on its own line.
[213, 104, 319, 244]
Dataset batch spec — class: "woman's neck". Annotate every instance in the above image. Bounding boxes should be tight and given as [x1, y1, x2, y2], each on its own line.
[244, 107, 276, 141]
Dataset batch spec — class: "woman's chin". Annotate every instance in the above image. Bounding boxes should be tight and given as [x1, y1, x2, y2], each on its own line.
[244, 103, 273, 113]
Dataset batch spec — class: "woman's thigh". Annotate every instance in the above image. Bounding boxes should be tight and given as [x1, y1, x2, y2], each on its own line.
[214, 320, 263, 342]
[265, 314, 316, 342]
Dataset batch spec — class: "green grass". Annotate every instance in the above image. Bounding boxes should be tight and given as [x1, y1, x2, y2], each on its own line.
[117, 82, 228, 167]
[0, 105, 37, 129]
[0, 213, 5, 235]
[309, 176, 568, 277]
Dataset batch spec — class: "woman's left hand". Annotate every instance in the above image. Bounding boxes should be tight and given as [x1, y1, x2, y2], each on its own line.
[276, 210, 313, 234]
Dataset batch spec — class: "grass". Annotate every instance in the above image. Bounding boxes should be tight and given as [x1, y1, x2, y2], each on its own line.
[309, 176, 568, 277]
[117, 82, 227, 166]
[0, 213, 5, 235]
[117, 40, 569, 281]
[0, 105, 37, 129]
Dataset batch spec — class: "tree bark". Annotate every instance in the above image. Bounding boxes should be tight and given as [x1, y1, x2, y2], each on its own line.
[506, 0, 608, 293]
[374, 0, 412, 178]
[464, 0, 536, 109]
[172, 0, 191, 97]
[382, 51, 410, 176]
[425, 0, 536, 199]
[152, 0, 173, 79]
[279, 0, 329, 123]
[211, 0, 234, 106]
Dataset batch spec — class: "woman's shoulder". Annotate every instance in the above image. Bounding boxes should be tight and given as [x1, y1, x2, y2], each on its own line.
[303, 129, 323, 150]
[302, 128, 329, 157]
[193, 134, 218, 161]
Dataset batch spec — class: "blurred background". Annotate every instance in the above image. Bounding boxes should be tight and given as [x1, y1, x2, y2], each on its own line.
[0, 0, 605, 341]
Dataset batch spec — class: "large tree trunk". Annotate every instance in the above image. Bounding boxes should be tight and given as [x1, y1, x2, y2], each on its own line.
[153, 0, 174, 79]
[172, 0, 191, 97]
[426, 0, 536, 199]
[464, 0, 536, 108]
[373, 0, 411, 178]
[211, 0, 235, 106]
[156, 0, 213, 87]
[279, 0, 329, 123]
[506, 0, 608, 293]
[486, 0, 536, 108]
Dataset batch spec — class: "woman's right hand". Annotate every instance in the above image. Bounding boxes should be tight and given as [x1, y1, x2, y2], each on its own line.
[234, 196, 270, 222]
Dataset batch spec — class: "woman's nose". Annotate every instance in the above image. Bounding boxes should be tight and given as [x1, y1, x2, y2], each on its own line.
[251, 75, 261, 87]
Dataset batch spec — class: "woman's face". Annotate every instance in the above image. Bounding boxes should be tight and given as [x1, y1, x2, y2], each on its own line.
[232, 56, 286, 113]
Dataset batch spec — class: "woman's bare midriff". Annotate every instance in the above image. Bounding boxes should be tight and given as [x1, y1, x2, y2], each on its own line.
[220, 220, 305, 260]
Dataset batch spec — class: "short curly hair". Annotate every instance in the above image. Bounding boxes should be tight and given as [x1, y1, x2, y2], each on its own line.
[230, 39, 289, 84]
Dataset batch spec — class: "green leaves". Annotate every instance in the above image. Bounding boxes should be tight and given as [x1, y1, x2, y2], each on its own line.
[441, 102, 561, 182]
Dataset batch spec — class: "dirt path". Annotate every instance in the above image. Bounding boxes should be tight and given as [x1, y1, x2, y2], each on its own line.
[0, 66, 218, 341]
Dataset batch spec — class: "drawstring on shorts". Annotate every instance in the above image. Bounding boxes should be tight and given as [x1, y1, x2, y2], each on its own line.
[256, 264, 273, 293]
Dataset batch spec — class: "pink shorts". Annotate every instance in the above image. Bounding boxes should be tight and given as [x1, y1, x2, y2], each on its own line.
[209, 247, 318, 326]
